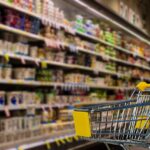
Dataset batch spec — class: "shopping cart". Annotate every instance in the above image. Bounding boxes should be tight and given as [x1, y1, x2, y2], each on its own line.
[73, 82, 150, 148]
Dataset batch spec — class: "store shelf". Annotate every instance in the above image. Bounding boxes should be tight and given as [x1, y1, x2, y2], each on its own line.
[0, 52, 120, 76]
[0, 78, 134, 91]
[0, 51, 149, 86]
[72, 0, 150, 45]
[0, 0, 41, 19]
[0, 1, 74, 34]
[89, 84, 134, 90]
[0, 23, 148, 64]
[108, 57, 150, 71]
[0, 24, 43, 40]
[2, 0, 149, 45]
[0, 100, 127, 111]
[0, 101, 123, 111]
[0, 20, 148, 64]
[5, 130, 75, 150]
[0, 1, 148, 62]
[0, 1, 148, 150]
[78, 47, 150, 71]
[76, 32, 147, 60]
[0, 103, 71, 111]
[0, 79, 63, 87]
[93, 0, 150, 39]
[19, 133, 75, 150]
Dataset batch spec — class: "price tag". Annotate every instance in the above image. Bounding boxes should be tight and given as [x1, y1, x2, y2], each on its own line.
[69, 44, 77, 53]
[41, 105, 45, 111]
[59, 138, 66, 144]
[55, 23, 60, 29]
[42, 16, 48, 26]
[18, 146, 23, 150]
[49, 105, 52, 111]
[133, 53, 137, 58]
[4, 106, 10, 117]
[140, 77, 144, 81]
[41, 61, 47, 68]
[70, 29, 75, 34]
[17, 80, 24, 84]
[45, 141, 51, 149]
[51, 40, 56, 48]
[42, 16, 46, 25]
[55, 139, 61, 146]
[44, 38, 50, 47]
[56, 41, 60, 49]
[102, 55, 109, 61]
[4, 54, 10, 62]
[117, 73, 121, 78]
[21, 58, 26, 64]
[93, 69, 99, 75]
[74, 136, 79, 141]
[35, 60, 39, 66]
[66, 137, 73, 143]
[146, 57, 150, 62]
[65, 83, 68, 91]
[8, 79, 13, 84]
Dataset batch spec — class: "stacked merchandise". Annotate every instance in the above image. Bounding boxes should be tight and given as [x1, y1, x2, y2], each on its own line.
[0, 0, 149, 149]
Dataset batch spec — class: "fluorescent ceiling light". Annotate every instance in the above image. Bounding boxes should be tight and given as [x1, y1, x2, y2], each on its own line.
[74, 0, 150, 45]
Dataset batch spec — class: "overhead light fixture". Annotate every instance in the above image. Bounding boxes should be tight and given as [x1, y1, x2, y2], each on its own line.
[74, 0, 150, 45]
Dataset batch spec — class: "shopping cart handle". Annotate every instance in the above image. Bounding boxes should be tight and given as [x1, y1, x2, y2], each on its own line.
[136, 82, 150, 91]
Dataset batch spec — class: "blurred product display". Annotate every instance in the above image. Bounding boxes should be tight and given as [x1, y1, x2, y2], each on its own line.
[0, 0, 149, 150]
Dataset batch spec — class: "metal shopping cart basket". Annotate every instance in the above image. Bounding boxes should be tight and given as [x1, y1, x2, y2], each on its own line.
[73, 82, 150, 148]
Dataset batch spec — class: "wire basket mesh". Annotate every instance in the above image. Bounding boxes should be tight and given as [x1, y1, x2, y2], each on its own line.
[73, 82, 150, 148]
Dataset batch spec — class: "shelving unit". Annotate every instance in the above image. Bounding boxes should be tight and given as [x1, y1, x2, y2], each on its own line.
[7, 133, 75, 150]
[0, 0, 149, 150]
[71, 0, 150, 45]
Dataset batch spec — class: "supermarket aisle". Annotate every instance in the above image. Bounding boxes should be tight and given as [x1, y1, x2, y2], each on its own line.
[0, 0, 149, 149]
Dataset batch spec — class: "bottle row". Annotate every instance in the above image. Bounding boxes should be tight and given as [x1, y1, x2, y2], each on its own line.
[0, 32, 150, 70]
[0, 88, 129, 107]
[0, 5, 149, 59]
[0, 62, 150, 83]
[0, 115, 74, 145]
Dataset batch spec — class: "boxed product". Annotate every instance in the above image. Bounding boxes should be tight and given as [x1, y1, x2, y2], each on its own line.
[13, 68, 35, 80]
[2, 65, 12, 79]
[0, 91, 5, 106]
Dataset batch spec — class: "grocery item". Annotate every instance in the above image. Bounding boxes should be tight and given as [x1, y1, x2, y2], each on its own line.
[14, 68, 35, 80]
[0, 91, 5, 106]
[3, 65, 12, 79]
[29, 46, 38, 58]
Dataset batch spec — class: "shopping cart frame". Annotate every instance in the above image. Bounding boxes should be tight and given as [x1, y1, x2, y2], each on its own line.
[73, 82, 150, 148]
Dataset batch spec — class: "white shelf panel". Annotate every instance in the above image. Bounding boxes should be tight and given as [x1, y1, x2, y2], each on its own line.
[6, 130, 75, 150]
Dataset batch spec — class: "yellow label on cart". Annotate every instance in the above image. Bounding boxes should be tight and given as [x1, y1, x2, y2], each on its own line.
[135, 116, 150, 129]
[136, 82, 150, 91]
[73, 111, 91, 137]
